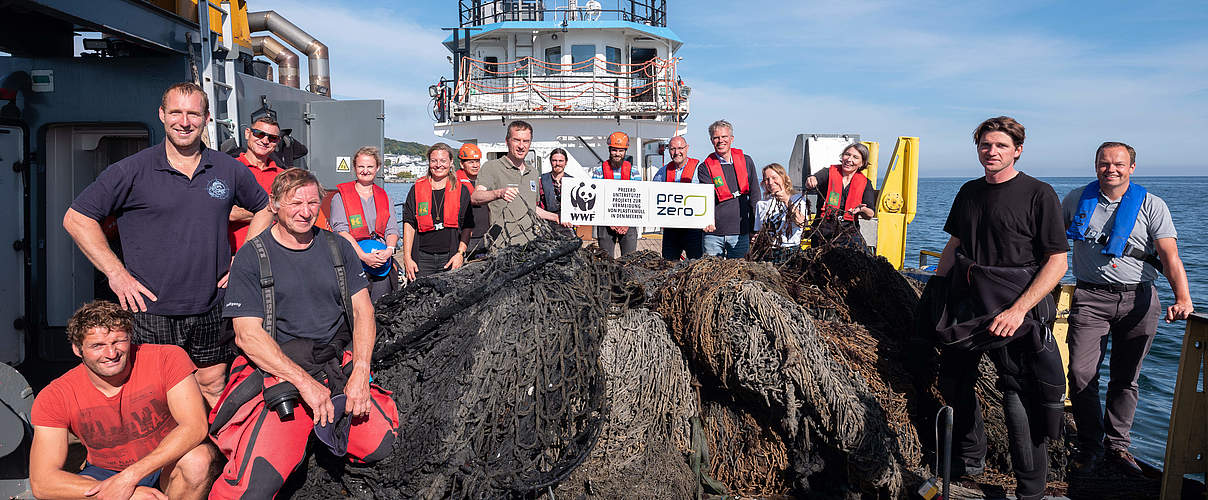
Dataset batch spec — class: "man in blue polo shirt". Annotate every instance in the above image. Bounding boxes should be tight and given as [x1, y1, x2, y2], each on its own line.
[63, 82, 273, 406]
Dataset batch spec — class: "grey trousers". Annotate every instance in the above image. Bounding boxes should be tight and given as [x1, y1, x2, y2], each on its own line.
[1067, 283, 1159, 452]
[596, 226, 638, 259]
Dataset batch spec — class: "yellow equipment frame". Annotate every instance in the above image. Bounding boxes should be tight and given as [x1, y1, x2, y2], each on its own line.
[873, 137, 919, 269]
[146, 0, 252, 50]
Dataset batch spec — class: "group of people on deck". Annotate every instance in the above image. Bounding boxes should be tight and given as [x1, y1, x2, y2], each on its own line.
[25, 83, 1196, 500]
[531, 119, 879, 260]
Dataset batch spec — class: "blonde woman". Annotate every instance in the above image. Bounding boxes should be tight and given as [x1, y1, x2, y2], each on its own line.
[754, 163, 809, 250]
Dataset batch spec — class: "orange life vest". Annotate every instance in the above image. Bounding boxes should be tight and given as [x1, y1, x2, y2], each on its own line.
[823, 165, 868, 222]
[601, 160, 632, 180]
[703, 148, 749, 202]
[455, 169, 476, 188]
[335, 181, 391, 240]
[414, 177, 462, 232]
[664, 158, 699, 183]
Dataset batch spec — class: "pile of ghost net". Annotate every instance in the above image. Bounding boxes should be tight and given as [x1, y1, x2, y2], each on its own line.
[288, 210, 1088, 499]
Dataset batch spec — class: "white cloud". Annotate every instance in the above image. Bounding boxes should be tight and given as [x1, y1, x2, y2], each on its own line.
[672, 0, 1208, 175]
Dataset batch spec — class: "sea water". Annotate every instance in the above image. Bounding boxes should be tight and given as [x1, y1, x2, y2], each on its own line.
[384, 182, 413, 222]
[385, 176, 1205, 466]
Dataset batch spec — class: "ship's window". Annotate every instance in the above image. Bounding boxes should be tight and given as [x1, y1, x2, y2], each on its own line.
[484, 56, 499, 75]
[606, 46, 621, 72]
[544, 46, 562, 75]
[572, 44, 596, 73]
[630, 47, 658, 102]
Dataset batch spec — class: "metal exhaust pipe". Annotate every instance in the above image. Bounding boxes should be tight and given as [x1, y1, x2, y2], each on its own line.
[247, 10, 330, 96]
[251, 36, 300, 89]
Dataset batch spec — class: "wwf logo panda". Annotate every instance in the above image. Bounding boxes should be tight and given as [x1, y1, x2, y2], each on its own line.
[570, 182, 597, 211]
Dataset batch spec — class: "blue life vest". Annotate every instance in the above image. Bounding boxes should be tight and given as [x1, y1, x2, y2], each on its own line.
[1066, 180, 1146, 258]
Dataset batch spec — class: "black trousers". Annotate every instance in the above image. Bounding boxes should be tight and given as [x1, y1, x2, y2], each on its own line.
[414, 248, 456, 279]
[939, 338, 1063, 500]
[661, 228, 704, 260]
[366, 263, 399, 302]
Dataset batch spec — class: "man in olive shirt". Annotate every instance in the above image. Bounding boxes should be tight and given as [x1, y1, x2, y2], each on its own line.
[470, 120, 565, 249]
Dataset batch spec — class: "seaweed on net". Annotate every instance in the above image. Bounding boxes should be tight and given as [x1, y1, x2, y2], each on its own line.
[655, 259, 905, 497]
[554, 308, 698, 499]
[778, 246, 944, 469]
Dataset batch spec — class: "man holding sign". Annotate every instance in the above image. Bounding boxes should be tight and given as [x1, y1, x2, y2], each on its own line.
[592, 132, 643, 258]
[653, 136, 704, 260]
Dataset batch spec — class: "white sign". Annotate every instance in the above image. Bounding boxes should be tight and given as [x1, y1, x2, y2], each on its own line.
[561, 179, 715, 228]
[336, 156, 351, 172]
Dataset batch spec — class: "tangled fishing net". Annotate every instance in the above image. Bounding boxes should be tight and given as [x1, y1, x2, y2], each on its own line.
[283, 209, 1161, 499]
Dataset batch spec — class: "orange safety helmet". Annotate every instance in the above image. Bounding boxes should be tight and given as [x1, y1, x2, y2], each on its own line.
[458, 143, 482, 160]
[607, 131, 629, 149]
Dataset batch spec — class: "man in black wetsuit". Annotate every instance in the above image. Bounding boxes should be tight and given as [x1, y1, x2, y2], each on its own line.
[933, 116, 1068, 500]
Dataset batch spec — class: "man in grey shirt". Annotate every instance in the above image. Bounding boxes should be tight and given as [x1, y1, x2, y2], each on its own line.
[470, 120, 566, 249]
[1062, 141, 1193, 475]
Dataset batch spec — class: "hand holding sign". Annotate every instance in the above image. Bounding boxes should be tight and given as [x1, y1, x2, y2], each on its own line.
[562, 179, 715, 229]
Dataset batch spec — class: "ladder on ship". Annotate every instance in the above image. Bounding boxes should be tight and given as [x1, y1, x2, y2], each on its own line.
[196, 0, 241, 148]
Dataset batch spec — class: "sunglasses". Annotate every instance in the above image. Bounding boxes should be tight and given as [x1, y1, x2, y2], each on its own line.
[250, 128, 280, 142]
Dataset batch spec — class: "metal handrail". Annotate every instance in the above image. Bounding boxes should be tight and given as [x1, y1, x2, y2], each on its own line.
[459, 0, 668, 27]
[441, 55, 684, 121]
[918, 249, 942, 268]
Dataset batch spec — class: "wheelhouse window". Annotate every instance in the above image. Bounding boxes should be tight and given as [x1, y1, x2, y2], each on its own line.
[572, 44, 596, 73]
[605, 46, 621, 73]
[544, 46, 562, 75]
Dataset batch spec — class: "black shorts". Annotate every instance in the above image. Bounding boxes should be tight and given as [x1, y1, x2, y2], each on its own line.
[133, 305, 232, 367]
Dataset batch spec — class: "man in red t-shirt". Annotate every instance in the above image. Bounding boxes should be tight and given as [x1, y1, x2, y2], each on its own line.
[228, 115, 284, 253]
[30, 301, 215, 500]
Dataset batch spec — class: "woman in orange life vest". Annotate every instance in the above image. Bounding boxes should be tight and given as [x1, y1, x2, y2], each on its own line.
[329, 146, 400, 301]
[804, 142, 876, 250]
[401, 143, 474, 280]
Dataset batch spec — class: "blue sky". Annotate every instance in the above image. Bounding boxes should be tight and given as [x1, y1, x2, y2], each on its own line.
[256, 0, 1208, 176]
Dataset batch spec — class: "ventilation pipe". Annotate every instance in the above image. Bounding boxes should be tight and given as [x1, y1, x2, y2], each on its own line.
[251, 36, 300, 89]
[247, 10, 330, 96]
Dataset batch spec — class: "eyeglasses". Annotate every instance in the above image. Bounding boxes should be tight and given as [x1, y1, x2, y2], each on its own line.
[250, 128, 280, 142]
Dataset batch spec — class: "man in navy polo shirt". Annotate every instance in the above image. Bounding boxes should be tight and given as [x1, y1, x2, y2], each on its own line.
[63, 82, 273, 406]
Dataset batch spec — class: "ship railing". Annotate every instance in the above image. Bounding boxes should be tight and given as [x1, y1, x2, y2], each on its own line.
[441, 54, 688, 121]
[459, 0, 668, 27]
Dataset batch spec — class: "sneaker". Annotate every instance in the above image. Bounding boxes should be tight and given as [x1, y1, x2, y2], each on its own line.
[1105, 448, 1144, 476]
